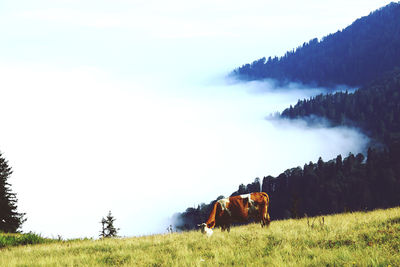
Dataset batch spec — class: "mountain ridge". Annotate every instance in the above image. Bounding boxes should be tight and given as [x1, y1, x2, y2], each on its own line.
[233, 2, 400, 88]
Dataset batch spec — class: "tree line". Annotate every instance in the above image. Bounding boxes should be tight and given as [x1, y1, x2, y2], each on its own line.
[173, 145, 400, 230]
[233, 2, 400, 88]
[281, 68, 400, 146]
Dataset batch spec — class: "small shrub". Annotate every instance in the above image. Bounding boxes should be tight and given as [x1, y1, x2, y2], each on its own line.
[0, 232, 50, 248]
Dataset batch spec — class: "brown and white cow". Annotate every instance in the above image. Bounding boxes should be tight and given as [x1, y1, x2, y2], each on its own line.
[198, 192, 271, 236]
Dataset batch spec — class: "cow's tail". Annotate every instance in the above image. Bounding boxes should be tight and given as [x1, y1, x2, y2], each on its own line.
[205, 201, 220, 229]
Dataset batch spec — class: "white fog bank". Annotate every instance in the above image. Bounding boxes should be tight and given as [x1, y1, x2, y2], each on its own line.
[0, 0, 387, 238]
[0, 64, 369, 238]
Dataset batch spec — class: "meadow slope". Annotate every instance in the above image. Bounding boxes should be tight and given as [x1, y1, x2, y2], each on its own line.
[1, 207, 399, 266]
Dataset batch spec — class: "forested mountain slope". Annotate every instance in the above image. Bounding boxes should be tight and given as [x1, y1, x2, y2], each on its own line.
[233, 2, 400, 88]
[281, 68, 400, 145]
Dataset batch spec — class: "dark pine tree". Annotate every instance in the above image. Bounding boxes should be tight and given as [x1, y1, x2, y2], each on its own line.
[99, 210, 119, 238]
[0, 152, 26, 233]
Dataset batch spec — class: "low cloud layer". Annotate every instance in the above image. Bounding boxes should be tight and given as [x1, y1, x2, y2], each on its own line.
[0, 0, 384, 238]
[0, 64, 370, 238]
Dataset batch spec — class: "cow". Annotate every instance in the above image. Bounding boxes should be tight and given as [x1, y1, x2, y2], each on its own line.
[198, 192, 271, 236]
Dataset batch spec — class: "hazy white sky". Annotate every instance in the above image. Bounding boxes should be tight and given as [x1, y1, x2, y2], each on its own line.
[0, 0, 390, 238]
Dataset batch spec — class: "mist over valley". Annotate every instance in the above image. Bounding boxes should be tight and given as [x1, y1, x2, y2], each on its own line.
[0, 0, 397, 238]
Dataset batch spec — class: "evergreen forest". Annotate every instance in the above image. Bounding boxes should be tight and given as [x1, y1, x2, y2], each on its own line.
[233, 2, 400, 88]
[281, 68, 400, 146]
[174, 145, 400, 231]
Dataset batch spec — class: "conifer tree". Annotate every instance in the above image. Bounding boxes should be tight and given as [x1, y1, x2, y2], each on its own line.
[99, 211, 119, 238]
[0, 152, 26, 233]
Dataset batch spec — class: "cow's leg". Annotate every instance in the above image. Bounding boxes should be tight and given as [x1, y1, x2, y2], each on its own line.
[264, 203, 271, 227]
[259, 203, 265, 227]
[261, 203, 271, 227]
[227, 224, 231, 233]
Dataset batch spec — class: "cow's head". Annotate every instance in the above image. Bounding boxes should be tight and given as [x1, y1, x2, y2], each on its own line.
[198, 223, 213, 236]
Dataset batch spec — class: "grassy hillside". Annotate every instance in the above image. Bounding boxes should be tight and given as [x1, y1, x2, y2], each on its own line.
[1, 207, 399, 266]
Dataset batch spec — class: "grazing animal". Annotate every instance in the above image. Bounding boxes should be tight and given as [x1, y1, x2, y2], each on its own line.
[198, 192, 270, 236]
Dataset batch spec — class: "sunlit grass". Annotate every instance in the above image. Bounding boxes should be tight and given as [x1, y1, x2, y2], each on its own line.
[0, 232, 52, 248]
[0, 207, 399, 266]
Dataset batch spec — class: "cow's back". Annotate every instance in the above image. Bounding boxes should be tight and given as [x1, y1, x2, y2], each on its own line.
[227, 195, 250, 220]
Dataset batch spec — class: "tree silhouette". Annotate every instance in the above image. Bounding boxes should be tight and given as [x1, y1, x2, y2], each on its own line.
[0, 152, 26, 233]
[99, 211, 119, 238]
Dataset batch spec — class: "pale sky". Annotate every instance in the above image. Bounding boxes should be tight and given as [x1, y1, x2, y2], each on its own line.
[0, 1, 391, 238]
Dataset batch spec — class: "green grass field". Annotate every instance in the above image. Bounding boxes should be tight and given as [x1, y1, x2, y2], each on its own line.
[1, 207, 399, 266]
[0, 232, 53, 248]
